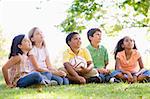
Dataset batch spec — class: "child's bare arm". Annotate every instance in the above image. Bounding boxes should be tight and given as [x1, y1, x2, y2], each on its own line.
[29, 55, 49, 72]
[64, 62, 80, 77]
[45, 56, 66, 77]
[2, 56, 20, 86]
[104, 61, 108, 69]
[115, 58, 121, 70]
[138, 57, 144, 69]
[86, 61, 93, 71]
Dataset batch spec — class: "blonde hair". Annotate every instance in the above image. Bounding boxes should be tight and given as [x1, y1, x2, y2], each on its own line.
[28, 27, 46, 47]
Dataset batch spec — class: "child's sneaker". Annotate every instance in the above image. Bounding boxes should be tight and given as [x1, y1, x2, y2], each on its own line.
[40, 79, 58, 86]
[48, 80, 58, 86]
[87, 76, 102, 83]
[109, 77, 121, 83]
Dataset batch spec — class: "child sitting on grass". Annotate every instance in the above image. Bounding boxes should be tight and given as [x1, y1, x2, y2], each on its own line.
[62, 32, 100, 84]
[2, 34, 44, 88]
[111, 36, 150, 83]
[87, 28, 119, 83]
[28, 27, 69, 85]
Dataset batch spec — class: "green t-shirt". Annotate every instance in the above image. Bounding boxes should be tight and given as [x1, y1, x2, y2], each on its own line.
[87, 44, 109, 68]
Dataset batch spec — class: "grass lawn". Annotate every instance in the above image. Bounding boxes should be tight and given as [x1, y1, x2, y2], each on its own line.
[0, 72, 150, 99]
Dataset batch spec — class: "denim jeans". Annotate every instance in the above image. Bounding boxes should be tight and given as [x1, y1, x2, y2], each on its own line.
[40, 72, 69, 85]
[41, 72, 52, 81]
[62, 77, 69, 85]
[99, 73, 112, 83]
[51, 74, 64, 85]
[17, 71, 43, 88]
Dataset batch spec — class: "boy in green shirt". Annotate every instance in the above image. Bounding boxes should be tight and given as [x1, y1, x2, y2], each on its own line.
[87, 28, 119, 83]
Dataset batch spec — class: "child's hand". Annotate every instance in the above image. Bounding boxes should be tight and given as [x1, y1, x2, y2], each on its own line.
[7, 83, 14, 88]
[77, 76, 86, 84]
[126, 73, 133, 83]
[97, 68, 110, 74]
[133, 76, 137, 83]
[78, 67, 91, 74]
[58, 70, 66, 77]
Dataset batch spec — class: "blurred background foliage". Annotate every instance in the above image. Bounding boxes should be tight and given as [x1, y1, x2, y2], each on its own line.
[58, 0, 150, 37]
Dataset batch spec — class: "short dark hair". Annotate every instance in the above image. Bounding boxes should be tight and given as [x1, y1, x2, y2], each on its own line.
[9, 34, 25, 59]
[66, 32, 79, 46]
[87, 28, 101, 42]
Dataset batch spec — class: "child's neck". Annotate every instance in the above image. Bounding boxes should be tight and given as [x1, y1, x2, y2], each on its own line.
[35, 42, 43, 48]
[125, 49, 133, 54]
[91, 42, 99, 49]
[21, 50, 28, 55]
[125, 49, 133, 60]
[71, 47, 80, 55]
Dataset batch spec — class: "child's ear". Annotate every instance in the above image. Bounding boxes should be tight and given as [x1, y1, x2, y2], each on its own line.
[89, 36, 92, 41]
[31, 37, 34, 42]
[68, 41, 71, 46]
[121, 44, 124, 48]
[18, 44, 22, 49]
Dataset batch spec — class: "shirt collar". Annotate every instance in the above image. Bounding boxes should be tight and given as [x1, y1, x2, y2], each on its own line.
[68, 47, 81, 55]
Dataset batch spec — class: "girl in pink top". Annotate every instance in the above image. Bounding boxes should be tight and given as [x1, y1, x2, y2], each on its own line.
[2, 35, 44, 88]
[112, 36, 150, 83]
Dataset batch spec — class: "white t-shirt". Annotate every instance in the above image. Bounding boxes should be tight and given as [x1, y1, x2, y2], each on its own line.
[29, 46, 49, 71]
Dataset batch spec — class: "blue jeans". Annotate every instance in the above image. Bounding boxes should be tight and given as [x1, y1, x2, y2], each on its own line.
[99, 73, 111, 83]
[51, 74, 64, 85]
[41, 72, 52, 81]
[111, 70, 150, 78]
[41, 72, 69, 85]
[17, 72, 43, 88]
[62, 77, 69, 85]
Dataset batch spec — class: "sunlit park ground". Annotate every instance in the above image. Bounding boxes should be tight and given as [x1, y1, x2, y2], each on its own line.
[0, 71, 150, 99]
[0, 0, 150, 99]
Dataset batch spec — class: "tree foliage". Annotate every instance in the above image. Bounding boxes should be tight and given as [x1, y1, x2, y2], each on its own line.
[58, 0, 150, 35]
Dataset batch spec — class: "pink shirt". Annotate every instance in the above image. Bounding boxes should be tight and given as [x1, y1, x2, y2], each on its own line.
[9, 54, 31, 85]
[116, 49, 140, 73]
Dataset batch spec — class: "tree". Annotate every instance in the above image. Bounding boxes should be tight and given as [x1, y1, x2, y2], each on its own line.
[58, 0, 150, 36]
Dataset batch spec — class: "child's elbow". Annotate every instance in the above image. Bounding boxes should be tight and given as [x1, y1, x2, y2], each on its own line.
[2, 66, 7, 73]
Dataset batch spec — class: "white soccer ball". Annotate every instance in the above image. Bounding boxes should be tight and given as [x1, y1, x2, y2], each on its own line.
[70, 56, 87, 69]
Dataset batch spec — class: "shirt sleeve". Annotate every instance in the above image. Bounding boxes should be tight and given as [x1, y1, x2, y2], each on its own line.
[135, 50, 141, 60]
[63, 50, 70, 63]
[116, 52, 121, 59]
[104, 47, 109, 62]
[84, 48, 92, 62]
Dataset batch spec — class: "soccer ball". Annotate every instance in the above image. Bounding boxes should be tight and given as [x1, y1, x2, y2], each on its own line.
[70, 56, 87, 69]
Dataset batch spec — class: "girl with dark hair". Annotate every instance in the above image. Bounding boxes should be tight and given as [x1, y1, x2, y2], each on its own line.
[112, 36, 150, 83]
[2, 35, 44, 88]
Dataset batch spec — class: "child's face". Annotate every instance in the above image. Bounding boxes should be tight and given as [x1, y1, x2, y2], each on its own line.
[20, 37, 32, 51]
[31, 28, 44, 44]
[90, 31, 102, 43]
[69, 34, 81, 49]
[122, 36, 134, 49]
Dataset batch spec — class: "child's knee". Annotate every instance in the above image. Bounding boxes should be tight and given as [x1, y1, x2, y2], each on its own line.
[115, 73, 124, 78]
[43, 72, 52, 78]
[137, 75, 146, 81]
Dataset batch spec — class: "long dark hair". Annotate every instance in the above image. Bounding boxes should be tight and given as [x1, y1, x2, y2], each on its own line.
[114, 36, 137, 59]
[9, 34, 25, 59]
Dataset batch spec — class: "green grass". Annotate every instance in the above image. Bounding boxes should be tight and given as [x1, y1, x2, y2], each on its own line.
[0, 72, 150, 99]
